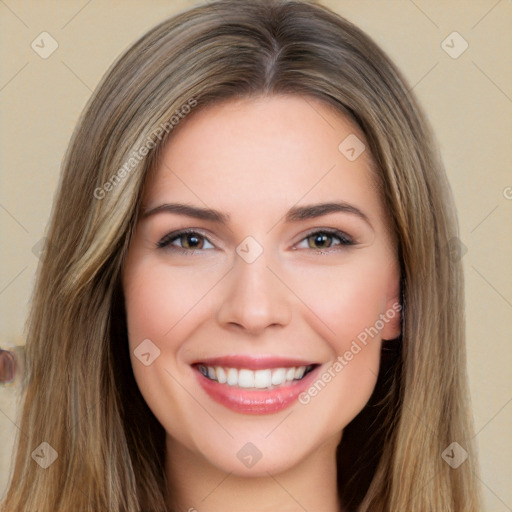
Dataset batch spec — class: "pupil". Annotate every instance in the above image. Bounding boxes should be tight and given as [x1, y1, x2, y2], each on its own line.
[183, 234, 202, 249]
[311, 233, 331, 249]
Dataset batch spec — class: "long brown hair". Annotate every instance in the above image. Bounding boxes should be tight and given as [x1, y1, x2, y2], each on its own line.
[1, 1, 480, 510]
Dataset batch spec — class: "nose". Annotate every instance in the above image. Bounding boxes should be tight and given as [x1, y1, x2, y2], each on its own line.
[215, 251, 292, 335]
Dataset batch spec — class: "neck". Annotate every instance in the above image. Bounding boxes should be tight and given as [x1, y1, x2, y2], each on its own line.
[165, 433, 343, 512]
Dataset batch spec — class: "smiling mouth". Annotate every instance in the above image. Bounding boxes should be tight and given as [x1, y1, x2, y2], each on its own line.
[193, 357, 321, 414]
[195, 364, 317, 389]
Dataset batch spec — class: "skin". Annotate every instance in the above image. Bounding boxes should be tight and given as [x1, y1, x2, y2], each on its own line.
[122, 95, 401, 512]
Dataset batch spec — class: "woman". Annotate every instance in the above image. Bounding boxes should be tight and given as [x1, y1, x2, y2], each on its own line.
[1, 0, 481, 510]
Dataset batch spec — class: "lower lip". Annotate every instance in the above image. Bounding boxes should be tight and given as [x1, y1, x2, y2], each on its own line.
[195, 366, 319, 415]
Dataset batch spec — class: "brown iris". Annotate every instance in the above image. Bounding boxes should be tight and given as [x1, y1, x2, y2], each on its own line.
[307, 232, 335, 249]
[180, 233, 205, 249]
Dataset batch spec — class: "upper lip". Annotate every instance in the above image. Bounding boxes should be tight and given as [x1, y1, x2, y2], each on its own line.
[192, 355, 318, 370]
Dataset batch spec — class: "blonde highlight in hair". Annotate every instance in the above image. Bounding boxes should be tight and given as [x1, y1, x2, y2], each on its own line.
[2, 1, 480, 510]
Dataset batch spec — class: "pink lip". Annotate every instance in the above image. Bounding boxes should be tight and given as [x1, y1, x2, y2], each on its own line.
[194, 361, 320, 415]
[193, 355, 316, 370]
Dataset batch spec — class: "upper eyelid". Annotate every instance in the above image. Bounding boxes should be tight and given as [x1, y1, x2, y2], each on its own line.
[297, 226, 350, 237]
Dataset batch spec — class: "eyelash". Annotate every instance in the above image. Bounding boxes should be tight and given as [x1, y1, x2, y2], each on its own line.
[156, 228, 355, 254]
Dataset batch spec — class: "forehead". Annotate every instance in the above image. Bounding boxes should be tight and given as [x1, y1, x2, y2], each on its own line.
[143, 95, 383, 225]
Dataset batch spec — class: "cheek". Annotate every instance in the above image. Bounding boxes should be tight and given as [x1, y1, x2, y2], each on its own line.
[285, 255, 395, 351]
[123, 257, 236, 429]
[124, 259, 222, 349]
[123, 260, 219, 438]
[280, 257, 394, 427]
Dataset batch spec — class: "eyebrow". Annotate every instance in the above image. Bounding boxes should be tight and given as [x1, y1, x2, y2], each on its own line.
[142, 203, 230, 223]
[285, 202, 372, 228]
[142, 201, 372, 229]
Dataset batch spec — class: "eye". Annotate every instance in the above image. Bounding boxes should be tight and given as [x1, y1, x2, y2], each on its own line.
[157, 229, 215, 251]
[296, 229, 354, 251]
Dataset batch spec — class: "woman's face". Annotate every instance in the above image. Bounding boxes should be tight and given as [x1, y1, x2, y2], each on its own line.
[122, 95, 401, 477]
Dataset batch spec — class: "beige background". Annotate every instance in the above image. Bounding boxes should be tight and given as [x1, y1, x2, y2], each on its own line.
[1, 0, 511, 509]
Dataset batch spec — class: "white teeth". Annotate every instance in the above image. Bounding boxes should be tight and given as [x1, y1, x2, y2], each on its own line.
[294, 366, 305, 379]
[271, 368, 287, 386]
[238, 369, 255, 388]
[254, 369, 272, 388]
[216, 366, 227, 384]
[227, 368, 238, 386]
[199, 364, 312, 388]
